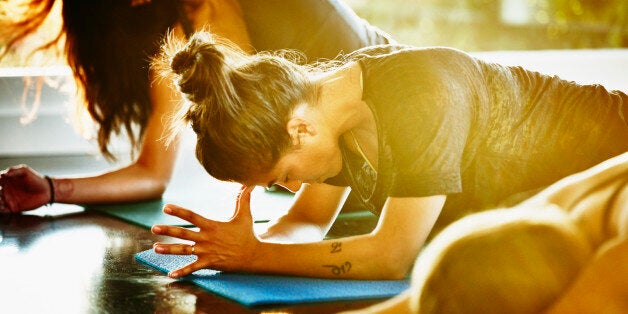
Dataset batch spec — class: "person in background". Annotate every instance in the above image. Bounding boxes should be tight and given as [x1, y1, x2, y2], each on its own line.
[0, 0, 393, 213]
[148, 31, 626, 280]
[343, 152, 627, 313]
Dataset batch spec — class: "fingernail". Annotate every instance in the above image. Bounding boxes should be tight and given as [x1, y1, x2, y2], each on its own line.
[152, 226, 162, 233]
[154, 246, 165, 253]
[163, 206, 173, 214]
[169, 272, 178, 278]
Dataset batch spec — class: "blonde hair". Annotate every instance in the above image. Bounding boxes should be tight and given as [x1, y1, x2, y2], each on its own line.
[154, 30, 318, 182]
[410, 206, 592, 314]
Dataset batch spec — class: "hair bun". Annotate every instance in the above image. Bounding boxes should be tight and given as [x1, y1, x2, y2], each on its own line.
[171, 33, 221, 75]
[171, 50, 196, 75]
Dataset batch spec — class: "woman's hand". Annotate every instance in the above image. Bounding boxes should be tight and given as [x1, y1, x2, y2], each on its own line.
[151, 185, 260, 278]
[0, 165, 52, 214]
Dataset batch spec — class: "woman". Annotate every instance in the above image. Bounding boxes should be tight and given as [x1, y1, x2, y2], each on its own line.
[345, 152, 627, 313]
[148, 31, 627, 279]
[0, 0, 393, 213]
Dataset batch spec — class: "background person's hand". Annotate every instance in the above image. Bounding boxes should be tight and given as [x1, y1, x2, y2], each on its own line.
[0, 165, 52, 214]
[152, 185, 260, 278]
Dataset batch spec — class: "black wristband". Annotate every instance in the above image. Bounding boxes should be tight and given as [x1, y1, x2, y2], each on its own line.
[44, 175, 55, 205]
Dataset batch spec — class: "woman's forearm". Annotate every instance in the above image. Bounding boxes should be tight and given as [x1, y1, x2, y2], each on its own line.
[248, 196, 445, 280]
[250, 233, 411, 280]
[153, 191, 441, 280]
[51, 64, 183, 205]
[52, 160, 174, 204]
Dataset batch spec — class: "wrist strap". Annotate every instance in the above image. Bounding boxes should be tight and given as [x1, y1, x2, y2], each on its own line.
[44, 175, 55, 205]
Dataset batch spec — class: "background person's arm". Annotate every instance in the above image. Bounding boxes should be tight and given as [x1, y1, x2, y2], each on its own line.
[0, 66, 181, 211]
[48, 5, 256, 205]
[0, 16, 254, 212]
[52, 67, 183, 204]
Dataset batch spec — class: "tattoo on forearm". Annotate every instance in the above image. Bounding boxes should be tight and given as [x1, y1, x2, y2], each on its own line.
[323, 261, 352, 276]
[330, 242, 342, 253]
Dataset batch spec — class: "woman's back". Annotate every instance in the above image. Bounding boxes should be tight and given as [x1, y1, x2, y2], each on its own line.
[329, 46, 627, 233]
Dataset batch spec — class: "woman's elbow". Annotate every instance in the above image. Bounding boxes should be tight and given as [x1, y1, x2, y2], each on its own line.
[380, 255, 415, 280]
[151, 178, 169, 197]
[138, 176, 169, 199]
[131, 161, 172, 198]
[369, 246, 417, 280]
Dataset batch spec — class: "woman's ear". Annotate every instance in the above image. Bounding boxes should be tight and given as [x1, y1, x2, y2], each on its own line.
[286, 117, 316, 147]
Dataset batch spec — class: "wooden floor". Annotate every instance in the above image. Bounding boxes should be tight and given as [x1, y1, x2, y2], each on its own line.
[0, 155, 379, 313]
[0, 208, 381, 313]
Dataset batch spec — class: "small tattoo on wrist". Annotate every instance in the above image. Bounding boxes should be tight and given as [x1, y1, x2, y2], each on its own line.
[322, 261, 352, 275]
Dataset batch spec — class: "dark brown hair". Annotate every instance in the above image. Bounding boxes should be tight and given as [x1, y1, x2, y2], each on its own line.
[1, 0, 181, 159]
[157, 31, 317, 182]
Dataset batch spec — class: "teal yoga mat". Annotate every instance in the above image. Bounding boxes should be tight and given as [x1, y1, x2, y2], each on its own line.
[85, 190, 376, 231]
[135, 249, 410, 307]
[84, 188, 297, 229]
[85, 199, 193, 228]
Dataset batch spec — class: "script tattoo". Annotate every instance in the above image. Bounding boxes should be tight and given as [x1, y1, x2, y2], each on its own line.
[330, 242, 342, 253]
[322, 261, 352, 276]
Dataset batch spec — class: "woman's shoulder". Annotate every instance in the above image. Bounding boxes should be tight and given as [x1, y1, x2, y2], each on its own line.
[343, 44, 412, 59]
[353, 45, 478, 85]
[354, 45, 475, 66]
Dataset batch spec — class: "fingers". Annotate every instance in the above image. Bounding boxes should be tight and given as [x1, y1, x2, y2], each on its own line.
[233, 185, 253, 222]
[169, 260, 205, 278]
[0, 185, 7, 214]
[151, 225, 203, 242]
[151, 243, 204, 278]
[1, 165, 29, 178]
[161, 203, 211, 228]
[0, 183, 17, 214]
[151, 242, 207, 278]
[234, 184, 247, 208]
[153, 242, 195, 255]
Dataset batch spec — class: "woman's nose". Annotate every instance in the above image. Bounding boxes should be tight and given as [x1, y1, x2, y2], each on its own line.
[275, 180, 303, 193]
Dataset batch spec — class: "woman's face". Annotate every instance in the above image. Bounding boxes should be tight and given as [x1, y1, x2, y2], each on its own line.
[247, 131, 343, 192]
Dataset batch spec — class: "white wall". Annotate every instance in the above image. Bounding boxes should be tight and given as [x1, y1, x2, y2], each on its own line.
[0, 66, 128, 157]
[472, 49, 628, 92]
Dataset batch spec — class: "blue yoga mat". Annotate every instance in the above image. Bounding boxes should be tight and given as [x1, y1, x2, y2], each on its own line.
[135, 249, 410, 307]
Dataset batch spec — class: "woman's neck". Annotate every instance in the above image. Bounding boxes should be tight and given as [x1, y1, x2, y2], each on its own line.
[316, 62, 372, 136]
[316, 62, 379, 168]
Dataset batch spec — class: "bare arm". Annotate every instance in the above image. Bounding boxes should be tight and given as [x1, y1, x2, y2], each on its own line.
[0, 14, 253, 212]
[47, 11, 253, 205]
[0, 65, 182, 211]
[249, 195, 445, 279]
[153, 185, 445, 280]
[53, 67, 181, 204]
[61, 0, 256, 203]
[259, 183, 350, 243]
